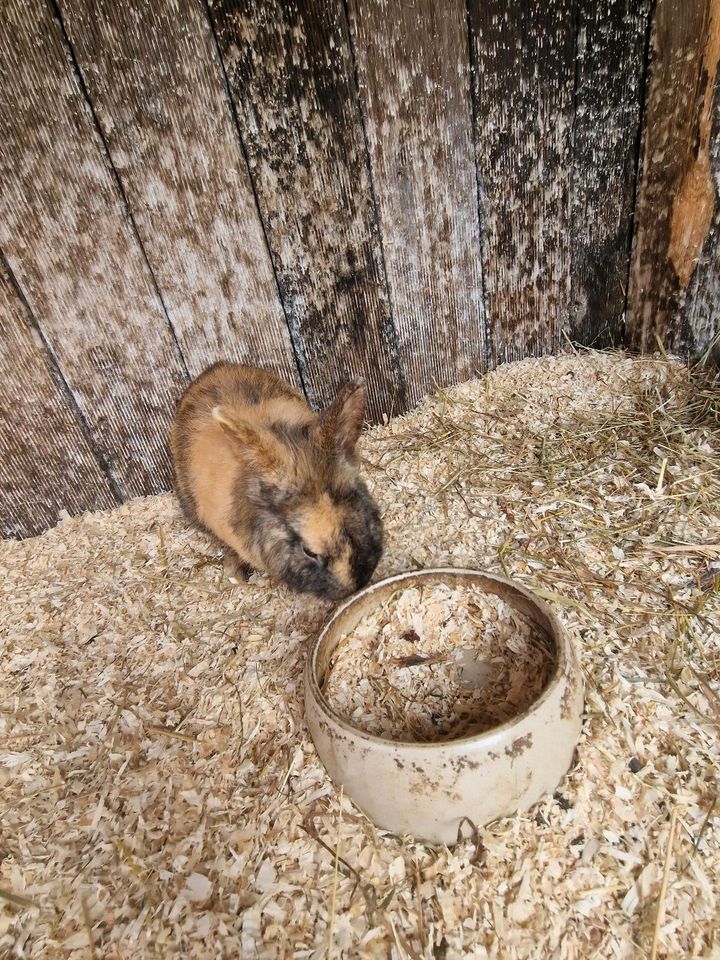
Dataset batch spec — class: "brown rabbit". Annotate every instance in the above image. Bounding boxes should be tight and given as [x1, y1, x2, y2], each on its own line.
[170, 362, 383, 600]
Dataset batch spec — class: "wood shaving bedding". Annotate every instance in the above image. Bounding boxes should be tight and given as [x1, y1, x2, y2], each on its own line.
[1, 349, 719, 959]
[322, 583, 554, 742]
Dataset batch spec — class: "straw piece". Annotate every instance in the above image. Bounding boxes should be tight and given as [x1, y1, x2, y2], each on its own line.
[327, 787, 344, 960]
[650, 806, 680, 960]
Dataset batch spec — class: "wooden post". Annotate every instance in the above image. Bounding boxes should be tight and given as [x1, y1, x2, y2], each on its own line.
[467, 0, 576, 363]
[58, 0, 301, 386]
[348, 0, 488, 405]
[0, 0, 188, 497]
[628, 0, 720, 356]
[0, 259, 118, 538]
[208, 0, 406, 421]
[571, 0, 651, 347]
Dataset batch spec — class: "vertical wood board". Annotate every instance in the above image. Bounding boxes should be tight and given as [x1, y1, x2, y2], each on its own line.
[570, 0, 650, 347]
[209, 0, 405, 421]
[0, 261, 118, 539]
[348, 0, 487, 406]
[628, 0, 720, 352]
[686, 70, 720, 362]
[0, 0, 187, 498]
[467, 0, 576, 363]
[58, 0, 300, 386]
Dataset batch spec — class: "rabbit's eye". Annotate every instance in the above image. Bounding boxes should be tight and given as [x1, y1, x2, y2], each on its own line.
[302, 545, 327, 567]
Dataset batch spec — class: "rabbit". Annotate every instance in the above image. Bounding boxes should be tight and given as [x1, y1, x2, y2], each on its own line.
[170, 362, 383, 600]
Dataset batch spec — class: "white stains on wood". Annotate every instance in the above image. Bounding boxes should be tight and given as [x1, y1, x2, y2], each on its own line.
[571, 0, 650, 346]
[628, 0, 720, 353]
[1, 0, 719, 539]
[209, 0, 405, 422]
[0, 261, 117, 538]
[58, 0, 301, 386]
[347, 0, 487, 407]
[0, 0, 187, 497]
[468, 0, 576, 363]
[687, 72, 720, 360]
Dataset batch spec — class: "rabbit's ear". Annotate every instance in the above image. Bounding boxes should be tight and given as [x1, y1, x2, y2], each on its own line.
[212, 406, 285, 475]
[318, 378, 367, 458]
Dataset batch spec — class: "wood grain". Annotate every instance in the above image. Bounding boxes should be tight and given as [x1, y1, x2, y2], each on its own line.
[58, 0, 300, 386]
[467, 0, 576, 363]
[0, 0, 187, 498]
[670, 0, 720, 362]
[0, 259, 118, 539]
[347, 0, 487, 405]
[208, 0, 405, 421]
[628, 0, 720, 353]
[686, 80, 720, 365]
[571, 0, 651, 347]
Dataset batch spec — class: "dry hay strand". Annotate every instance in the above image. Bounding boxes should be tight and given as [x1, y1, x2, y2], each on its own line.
[1, 349, 719, 959]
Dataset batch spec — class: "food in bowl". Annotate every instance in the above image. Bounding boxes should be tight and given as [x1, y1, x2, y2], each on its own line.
[321, 582, 555, 742]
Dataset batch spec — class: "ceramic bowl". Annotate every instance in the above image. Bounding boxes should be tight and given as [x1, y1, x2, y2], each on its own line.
[304, 568, 583, 845]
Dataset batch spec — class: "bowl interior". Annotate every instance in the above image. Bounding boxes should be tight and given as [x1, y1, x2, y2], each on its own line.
[309, 568, 565, 747]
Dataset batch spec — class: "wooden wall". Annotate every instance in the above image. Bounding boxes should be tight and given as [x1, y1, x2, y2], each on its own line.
[1, 0, 719, 538]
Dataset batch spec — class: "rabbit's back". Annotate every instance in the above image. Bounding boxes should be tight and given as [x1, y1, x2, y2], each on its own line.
[170, 363, 310, 535]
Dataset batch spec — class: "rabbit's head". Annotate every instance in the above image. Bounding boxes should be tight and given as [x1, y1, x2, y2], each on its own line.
[212, 379, 383, 600]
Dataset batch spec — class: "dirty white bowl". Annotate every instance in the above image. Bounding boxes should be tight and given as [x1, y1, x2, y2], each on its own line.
[304, 568, 583, 845]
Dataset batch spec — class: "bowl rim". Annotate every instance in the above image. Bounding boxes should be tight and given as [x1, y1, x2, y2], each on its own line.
[306, 566, 575, 750]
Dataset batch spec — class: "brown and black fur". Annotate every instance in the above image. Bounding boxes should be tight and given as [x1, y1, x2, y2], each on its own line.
[170, 362, 383, 600]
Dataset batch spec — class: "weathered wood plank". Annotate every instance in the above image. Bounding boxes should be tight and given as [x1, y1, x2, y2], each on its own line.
[467, 0, 576, 363]
[571, 0, 651, 347]
[208, 0, 405, 421]
[0, 0, 187, 498]
[347, 0, 487, 406]
[0, 259, 118, 539]
[58, 0, 300, 386]
[686, 73, 720, 364]
[628, 0, 720, 353]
